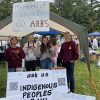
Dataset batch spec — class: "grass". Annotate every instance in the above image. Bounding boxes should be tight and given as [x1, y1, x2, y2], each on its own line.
[75, 61, 100, 96]
[0, 62, 7, 98]
[0, 60, 100, 99]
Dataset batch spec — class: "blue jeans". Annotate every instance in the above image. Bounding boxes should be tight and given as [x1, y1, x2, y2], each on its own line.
[40, 58, 52, 69]
[8, 68, 16, 72]
[63, 62, 75, 92]
[52, 60, 57, 67]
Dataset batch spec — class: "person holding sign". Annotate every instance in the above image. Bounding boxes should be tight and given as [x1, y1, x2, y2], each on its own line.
[59, 32, 79, 93]
[5, 36, 25, 72]
[40, 36, 55, 69]
[23, 35, 37, 71]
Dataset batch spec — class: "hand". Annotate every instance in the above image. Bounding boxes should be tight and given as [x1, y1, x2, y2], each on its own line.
[30, 46, 34, 49]
[16, 50, 19, 54]
[70, 61, 74, 63]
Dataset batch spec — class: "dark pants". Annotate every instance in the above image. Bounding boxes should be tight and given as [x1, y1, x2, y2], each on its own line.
[57, 58, 62, 66]
[63, 62, 75, 92]
[25, 60, 36, 71]
[8, 68, 16, 72]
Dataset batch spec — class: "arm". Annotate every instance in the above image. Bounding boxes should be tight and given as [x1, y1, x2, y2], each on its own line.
[59, 44, 63, 60]
[5, 49, 9, 61]
[5, 48, 17, 61]
[49, 47, 56, 57]
[18, 48, 25, 59]
[73, 42, 79, 60]
[23, 44, 28, 55]
[34, 47, 41, 58]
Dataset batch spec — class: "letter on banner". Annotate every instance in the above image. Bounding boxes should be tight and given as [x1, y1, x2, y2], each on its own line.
[13, 1, 49, 32]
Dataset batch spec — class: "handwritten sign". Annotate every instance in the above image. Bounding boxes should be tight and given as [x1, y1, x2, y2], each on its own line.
[13, 1, 49, 32]
[6, 69, 68, 100]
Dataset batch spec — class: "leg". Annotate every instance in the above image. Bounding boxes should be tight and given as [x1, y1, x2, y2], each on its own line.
[31, 60, 36, 71]
[25, 61, 31, 71]
[8, 68, 16, 72]
[62, 62, 70, 88]
[46, 58, 52, 69]
[67, 62, 75, 92]
[40, 59, 46, 69]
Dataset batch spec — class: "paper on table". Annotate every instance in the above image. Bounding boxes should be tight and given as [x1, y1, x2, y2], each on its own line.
[53, 92, 96, 100]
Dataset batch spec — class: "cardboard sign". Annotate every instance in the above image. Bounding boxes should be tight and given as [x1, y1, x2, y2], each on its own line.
[53, 92, 96, 100]
[6, 69, 68, 100]
[13, 1, 49, 32]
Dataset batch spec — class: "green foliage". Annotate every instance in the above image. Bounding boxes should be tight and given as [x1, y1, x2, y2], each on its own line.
[0, 0, 35, 21]
[0, 63, 7, 98]
[75, 60, 100, 97]
[51, 0, 100, 32]
[0, 0, 12, 20]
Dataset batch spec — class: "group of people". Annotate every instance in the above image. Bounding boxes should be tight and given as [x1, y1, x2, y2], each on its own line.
[5, 31, 79, 93]
[5, 35, 59, 72]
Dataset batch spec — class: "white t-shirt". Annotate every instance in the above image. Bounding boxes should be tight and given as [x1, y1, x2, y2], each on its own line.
[92, 38, 98, 50]
[23, 43, 37, 61]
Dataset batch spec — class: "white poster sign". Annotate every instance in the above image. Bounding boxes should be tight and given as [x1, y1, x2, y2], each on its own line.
[52, 69, 68, 93]
[6, 69, 68, 100]
[0, 96, 21, 100]
[13, 1, 49, 32]
[0, 98, 6, 100]
[39, 69, 68, 93]
[53, 92, 96, 100]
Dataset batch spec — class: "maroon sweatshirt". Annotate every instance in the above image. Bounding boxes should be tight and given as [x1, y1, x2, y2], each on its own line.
[5, 47, 25, 68]
[60, 41, 79, 62]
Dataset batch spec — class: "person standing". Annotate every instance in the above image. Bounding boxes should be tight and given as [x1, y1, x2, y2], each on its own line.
[23, 35, 37, 71]
[50, 38, 59, 67]
[40, 36, 55, 69]
[5, 36, 25, 72]
[59, 32, 79, 93]
[92, 36, 98, 51]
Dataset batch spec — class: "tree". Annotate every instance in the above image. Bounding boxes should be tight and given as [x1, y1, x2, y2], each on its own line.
[52, 0, 73, 19]
[0, 0, 12, 20]
[51, 0, 100, 32]
[0, 0, 35, 20]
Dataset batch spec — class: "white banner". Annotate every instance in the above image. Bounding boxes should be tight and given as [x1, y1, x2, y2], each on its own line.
[0, 98, 5, 100]
[53, 92, 96, 100]
[6, 69, 68, 100]
[0, 96, 21, 100]
[13, 1, 49, 32]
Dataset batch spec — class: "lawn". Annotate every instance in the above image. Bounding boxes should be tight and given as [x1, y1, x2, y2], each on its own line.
[0, 62, 7, 98]
[0, 60, 100, 99]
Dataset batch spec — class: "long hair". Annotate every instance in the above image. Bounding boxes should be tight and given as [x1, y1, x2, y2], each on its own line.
[27, 41, 34, 48]
[40, 36, 51, 54]
[50, 38, 57, 46]
[27, 35, 34, 48]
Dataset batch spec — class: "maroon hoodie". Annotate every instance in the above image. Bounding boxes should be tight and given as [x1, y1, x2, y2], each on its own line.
[5, 47, 25, 68]
[60, 41, 79, 62]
